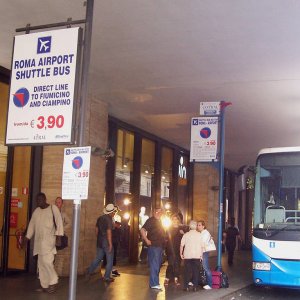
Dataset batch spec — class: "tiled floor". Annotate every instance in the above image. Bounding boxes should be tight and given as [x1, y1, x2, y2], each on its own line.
[0, 250, 252, 300]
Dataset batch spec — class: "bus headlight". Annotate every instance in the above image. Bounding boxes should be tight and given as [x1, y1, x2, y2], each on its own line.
[252, 262, 271, 271]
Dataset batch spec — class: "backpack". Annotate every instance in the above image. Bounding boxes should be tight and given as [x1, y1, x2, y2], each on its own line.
[199, 263, 207, 286]
[221, 271, 229, 288]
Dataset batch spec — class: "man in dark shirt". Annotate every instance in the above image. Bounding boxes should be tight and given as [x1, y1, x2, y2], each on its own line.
[140, 207, 165, 291]
[86, 204, 117, 282]
[102, 220, 122, 276]
[223, 217, 242, 266]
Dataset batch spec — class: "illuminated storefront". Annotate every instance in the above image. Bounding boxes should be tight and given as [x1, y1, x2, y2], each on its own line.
[105, 117, 193, 263]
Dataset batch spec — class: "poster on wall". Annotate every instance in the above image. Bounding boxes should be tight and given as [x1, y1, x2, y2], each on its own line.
[190, 117, 219, 162]
[62, 146, 91, 200]
[6, 27, 81, 145]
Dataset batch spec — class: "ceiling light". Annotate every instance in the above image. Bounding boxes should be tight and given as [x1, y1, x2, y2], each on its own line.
[123, 212, 130, 220]
[124, 198, 131, 206]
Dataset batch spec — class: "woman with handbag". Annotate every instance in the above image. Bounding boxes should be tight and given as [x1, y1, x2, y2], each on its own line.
[54, 197, 69, 250]
[197, 220, 215, 290]
[55, 197, 71, 231]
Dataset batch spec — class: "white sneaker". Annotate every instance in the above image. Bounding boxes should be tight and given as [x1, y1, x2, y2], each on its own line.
[203, 285, 212, 290]
[151, 285, 163, 291]
[188, 282, 194, 286]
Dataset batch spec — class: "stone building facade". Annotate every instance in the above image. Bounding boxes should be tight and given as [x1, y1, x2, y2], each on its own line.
[0, 66, 242, 275]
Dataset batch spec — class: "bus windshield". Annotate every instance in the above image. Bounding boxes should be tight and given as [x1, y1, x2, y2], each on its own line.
[254, 151, 300, 229]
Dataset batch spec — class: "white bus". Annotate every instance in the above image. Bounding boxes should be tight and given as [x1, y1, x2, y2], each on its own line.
[253, 147, 300, 287]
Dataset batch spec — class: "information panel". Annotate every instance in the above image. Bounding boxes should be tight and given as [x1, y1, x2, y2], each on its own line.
[62, 146, 91, 200]
[200, 101, 221, 116]
[190, 117, 219, 162]
[6, 27, 81, 145]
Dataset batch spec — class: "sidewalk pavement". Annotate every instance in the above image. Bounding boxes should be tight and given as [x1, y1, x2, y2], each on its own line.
[0, 250, 252, 300]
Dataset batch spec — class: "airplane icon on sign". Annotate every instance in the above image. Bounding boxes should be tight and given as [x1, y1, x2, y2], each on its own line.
[193, 119, 198, 125]
[37, 36, 51, 54]
[39, 40, 50, 51]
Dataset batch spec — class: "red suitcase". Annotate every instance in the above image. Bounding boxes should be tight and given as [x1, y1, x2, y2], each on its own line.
[211, 270, 222, 289]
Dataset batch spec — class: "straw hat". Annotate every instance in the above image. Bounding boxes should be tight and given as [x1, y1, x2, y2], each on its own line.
[103, 203, 118, 214]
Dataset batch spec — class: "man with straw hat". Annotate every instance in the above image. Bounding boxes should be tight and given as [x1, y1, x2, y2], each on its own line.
[86, 203, 118, 282]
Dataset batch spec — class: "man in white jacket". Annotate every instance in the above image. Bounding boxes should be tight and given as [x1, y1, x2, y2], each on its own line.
[24, 192, 64, 293]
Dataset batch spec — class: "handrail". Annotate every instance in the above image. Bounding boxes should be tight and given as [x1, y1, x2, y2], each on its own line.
[285, 209, 300, 223]
[285, 217, 300, 222]
[266, 205, 285, 210]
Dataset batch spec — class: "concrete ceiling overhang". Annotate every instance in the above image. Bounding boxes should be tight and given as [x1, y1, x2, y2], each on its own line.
[2, 1, 300, 171]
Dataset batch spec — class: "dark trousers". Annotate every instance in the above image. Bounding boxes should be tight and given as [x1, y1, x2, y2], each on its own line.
[165, 253, 181, 280]
[183, 259, 201, 288]
[226, 243, 236, 265]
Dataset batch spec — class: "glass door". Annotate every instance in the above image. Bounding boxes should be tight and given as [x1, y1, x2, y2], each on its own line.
[7, 146, 31, 270]
[114, 129, 134, 257]
[138, 138, 155, 262]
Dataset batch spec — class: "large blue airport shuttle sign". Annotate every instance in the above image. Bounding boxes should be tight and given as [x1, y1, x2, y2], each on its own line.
[5, 27, 81, 145]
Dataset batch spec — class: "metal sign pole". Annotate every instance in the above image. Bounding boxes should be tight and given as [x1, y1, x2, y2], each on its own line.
[216, 101, 231, 271]
[68, 199, 81, 300]
[68, 1, 94, 299]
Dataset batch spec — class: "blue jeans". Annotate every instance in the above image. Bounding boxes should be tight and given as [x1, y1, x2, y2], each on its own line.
[87, 239, 114, 280]
[202, 252, 212, 287]
[147, 246, 163, 287]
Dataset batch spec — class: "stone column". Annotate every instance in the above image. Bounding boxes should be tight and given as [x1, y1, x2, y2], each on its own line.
[193, 163, 219, 240]
[41, 97, 108, 276]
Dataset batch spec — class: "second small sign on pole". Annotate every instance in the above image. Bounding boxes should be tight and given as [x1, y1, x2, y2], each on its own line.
[62, 146, 91, 200]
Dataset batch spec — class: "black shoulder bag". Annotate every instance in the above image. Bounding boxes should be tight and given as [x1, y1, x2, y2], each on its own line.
[51, 205, 68, 250]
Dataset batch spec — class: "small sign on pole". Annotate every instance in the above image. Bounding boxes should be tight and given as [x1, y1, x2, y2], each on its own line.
[190, 117, 219, 162]
[200, 101, 221, 116]
[62, 146, 91, 200]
